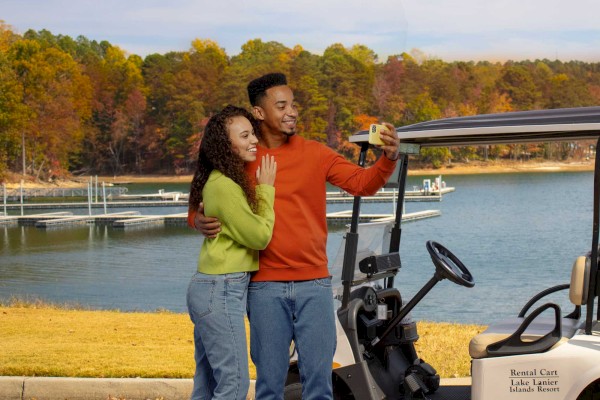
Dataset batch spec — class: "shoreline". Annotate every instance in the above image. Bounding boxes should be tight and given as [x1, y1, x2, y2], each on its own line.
[2, 160, 595, 189]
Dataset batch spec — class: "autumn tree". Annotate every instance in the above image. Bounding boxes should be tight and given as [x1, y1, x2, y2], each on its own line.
[289, 47, 328, 142]
[374, 55, 408, 125]
[80, 43, 146, 175]
[143, 39, 231, 173]
[319, 43, 375, 148]
[8, 36, 93, 178]
[222, 39, 294, 110]
[0, 22, 27, 178]
[0, 51, 26, 179]
[497, 64, 540, 110]
[2, 28, 600, 177]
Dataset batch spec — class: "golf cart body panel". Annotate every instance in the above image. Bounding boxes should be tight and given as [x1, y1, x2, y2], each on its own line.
[472, 333, 600, 400]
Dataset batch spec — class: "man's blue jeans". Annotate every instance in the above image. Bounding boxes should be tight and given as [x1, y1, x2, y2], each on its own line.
[187, 271, 250, 400]
[247, 278, 336, 400]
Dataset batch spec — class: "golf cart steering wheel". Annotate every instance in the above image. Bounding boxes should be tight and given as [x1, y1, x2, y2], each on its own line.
[426, 241, 475, 288]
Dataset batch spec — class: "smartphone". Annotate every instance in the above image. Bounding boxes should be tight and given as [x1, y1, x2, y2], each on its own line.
[368, 124, 386, 145]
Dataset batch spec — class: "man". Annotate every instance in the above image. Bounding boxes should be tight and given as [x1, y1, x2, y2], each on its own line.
[191, 72, 399, 400]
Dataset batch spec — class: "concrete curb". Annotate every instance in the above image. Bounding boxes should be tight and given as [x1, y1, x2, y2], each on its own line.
[0, 376, 256, 400]
[0, 376, 465, 399]
[0, 377, 22, 400]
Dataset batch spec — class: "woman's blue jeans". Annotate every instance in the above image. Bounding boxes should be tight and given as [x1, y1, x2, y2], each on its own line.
[247, 278, 336, 400]
[187, 271, 250, 400]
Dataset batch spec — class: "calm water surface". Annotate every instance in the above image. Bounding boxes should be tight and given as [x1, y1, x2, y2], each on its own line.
[0, 172, 594, 324]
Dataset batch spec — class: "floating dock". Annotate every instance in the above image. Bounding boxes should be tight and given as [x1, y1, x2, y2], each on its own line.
[113, 190, 187, 201]
[325, 187, 454, 203]
[1, 212, 74, 226]
[0, 200, 188, 210]
[1, 209, 439, 229]
[112, 213, 187, 228]
[325, 209, 441, 225]
[1, 186, 128, 200]
[33, 212, 144, 228]
[2, 185, 455, 211]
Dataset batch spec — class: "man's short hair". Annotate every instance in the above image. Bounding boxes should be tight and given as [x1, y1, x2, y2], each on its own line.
[247, 73, 288, 106]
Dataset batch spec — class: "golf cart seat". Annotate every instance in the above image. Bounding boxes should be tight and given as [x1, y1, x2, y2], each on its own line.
[469, 255, 590, 359]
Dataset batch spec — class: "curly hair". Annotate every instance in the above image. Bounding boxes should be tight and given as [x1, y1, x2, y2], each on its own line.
[189, 105, 258, 214]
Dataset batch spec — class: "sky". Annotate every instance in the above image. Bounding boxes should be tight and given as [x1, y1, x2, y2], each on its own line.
[2, 0, 600, 63]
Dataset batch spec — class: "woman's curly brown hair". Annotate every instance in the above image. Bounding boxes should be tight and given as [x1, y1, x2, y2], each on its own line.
[188, 105, 258, 214]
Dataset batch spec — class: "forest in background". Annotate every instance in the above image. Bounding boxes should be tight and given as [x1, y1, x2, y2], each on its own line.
[1, 20, 599, 181]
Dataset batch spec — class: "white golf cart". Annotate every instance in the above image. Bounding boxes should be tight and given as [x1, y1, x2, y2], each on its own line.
[283, 106, 600, 400]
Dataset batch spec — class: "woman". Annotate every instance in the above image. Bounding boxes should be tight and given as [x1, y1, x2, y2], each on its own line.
[187, 105, 276, 400]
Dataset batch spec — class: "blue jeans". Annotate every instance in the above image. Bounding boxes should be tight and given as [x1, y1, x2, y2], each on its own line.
[187, 271, 250, 400]
[247, 278, 336, 400]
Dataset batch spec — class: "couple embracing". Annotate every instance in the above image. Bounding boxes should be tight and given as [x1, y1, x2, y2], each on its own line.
[186, 73, 400, 400]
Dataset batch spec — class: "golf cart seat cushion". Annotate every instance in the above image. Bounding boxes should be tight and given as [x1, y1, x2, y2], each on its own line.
[469, 256, 589, 359]
[569, 255, 590, 305]
[469, 317, 579, 359]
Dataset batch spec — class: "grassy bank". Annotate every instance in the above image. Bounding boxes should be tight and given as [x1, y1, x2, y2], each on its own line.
[0, 300, 484, 379]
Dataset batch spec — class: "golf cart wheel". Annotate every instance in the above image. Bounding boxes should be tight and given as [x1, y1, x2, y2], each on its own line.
[577, 377, 600, 399]
[283, 382, 302, 400]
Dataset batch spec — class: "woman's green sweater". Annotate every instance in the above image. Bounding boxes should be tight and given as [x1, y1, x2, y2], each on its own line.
[197, 170, 275, 274]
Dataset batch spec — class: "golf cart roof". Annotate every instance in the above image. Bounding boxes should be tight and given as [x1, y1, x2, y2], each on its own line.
[349, 106, 600, 147]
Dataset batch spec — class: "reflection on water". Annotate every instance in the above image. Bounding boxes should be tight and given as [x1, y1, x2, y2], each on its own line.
[0, 224, 201, 311]
[0, 171, 595, 324]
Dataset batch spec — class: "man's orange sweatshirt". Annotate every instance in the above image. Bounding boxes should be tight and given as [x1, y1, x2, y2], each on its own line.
[188, 135, 396, 282]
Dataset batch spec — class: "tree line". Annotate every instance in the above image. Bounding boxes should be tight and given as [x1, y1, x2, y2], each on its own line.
[1, 20, 599, 181]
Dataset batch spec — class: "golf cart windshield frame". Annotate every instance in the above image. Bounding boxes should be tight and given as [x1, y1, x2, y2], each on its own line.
[344, 106, 600, 335]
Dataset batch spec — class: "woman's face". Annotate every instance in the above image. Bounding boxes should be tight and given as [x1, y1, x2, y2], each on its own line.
[228, 116, 258, 162]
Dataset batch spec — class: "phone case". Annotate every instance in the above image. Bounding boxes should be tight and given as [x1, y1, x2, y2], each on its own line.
[368, 124, 385, 145]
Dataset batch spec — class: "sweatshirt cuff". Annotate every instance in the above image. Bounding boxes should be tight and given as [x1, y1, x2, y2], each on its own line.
[378, 153, 397, 171]
[187, 209, 197, 229]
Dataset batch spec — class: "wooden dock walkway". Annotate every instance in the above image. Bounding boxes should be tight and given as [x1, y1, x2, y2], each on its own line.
[112, 213, 188, 228]
[34, 212, 143, 228]
[1, 210, 440, 229]
[35, 215, 93, 228]
[1, 187, 456, 211]
[325, 209, 441, 225]
[325, 187, 454, 203]
[1, 212, 74, 226]
[0, 200, 189, 210]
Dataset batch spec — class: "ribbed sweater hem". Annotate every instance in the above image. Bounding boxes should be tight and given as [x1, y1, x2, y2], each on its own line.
[250, 265, 330, 282]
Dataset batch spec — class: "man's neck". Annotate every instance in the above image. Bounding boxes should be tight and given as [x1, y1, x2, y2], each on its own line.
[258, 130, 290, 149]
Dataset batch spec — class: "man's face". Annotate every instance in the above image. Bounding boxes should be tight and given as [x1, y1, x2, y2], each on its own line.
[253, 85, 298, 137]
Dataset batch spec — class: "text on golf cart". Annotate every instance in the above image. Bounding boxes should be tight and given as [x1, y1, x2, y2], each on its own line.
[510, 369, 558, 377]
[509, 369, 559, 393]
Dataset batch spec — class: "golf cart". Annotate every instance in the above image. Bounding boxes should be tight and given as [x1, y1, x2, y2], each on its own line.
[283, 106, 600, 399]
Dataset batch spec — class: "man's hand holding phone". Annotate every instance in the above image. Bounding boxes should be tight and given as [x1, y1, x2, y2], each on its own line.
[368, 123, 399, 161]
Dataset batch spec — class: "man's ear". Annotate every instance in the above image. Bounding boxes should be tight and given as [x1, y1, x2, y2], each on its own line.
[252, 106, 265, 121]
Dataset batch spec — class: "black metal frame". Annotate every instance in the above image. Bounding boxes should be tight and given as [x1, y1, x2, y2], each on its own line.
[339, 148, 407, 310]
[586, 137, 600, 334]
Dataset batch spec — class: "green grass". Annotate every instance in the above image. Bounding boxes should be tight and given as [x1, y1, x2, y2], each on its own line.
[0, 299, 483, 379]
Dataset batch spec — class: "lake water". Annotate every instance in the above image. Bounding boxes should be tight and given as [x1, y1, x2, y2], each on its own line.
[0, 171, 595, 325]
